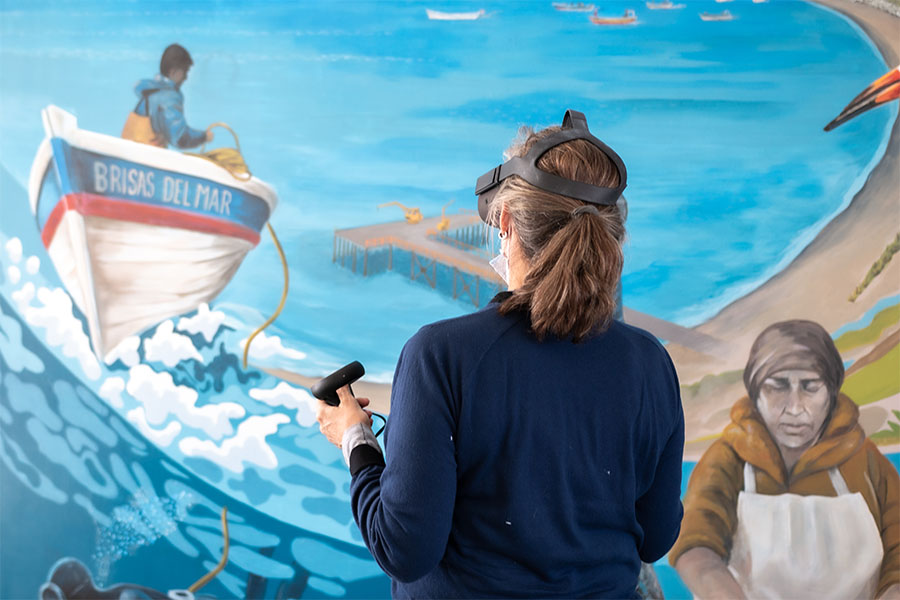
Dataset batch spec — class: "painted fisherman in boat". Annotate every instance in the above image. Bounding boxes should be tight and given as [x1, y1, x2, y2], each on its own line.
[121, 43, 214, 149]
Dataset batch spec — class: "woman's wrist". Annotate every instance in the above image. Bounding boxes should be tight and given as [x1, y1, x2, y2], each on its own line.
[342, 422, 382, 468]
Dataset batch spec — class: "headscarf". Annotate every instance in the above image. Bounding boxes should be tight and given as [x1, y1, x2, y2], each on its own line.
[743, 320, 844, 402]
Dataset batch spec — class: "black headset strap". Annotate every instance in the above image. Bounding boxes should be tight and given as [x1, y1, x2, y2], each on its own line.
[474, 110, 627, 207]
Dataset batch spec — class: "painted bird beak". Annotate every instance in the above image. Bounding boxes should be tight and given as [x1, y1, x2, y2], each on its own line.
[825, 66, 900, 131]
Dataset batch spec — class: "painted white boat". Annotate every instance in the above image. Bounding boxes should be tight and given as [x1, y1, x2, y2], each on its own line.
[646, 0, 685, 9]
[425, 8, 486, 20]
[700, 9, 735, 20]
[27, 105, 279, 358]
[552, 2, 595, 12]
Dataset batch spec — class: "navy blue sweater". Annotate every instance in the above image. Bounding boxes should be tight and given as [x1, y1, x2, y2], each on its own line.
[350, 300, 684, 598]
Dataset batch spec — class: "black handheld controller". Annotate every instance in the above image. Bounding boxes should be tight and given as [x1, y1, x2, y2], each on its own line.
[311, 361, 365, 406]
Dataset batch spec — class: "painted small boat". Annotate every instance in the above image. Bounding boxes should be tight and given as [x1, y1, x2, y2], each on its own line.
[552, 2, 596, 12]
[646, 0, 684, 9]
[700, 9, 735, 20]
[714, 0, 733, 3]
[27, 105, 278, 358]
[425, 8, 485, 20]
[590, 8, 637, 24]
[752, 0, 768, 3]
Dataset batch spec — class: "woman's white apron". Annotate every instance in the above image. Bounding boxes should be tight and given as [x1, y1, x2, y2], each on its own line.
[727, 462, 882, 599]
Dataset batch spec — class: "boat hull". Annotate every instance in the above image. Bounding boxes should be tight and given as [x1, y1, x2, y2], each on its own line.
[425, 8, 485, 20]
[552, 3, 595, 12]
[47, 211, 252, 356]
[29, 106, 278, 358]
[590, 16, 637, 24]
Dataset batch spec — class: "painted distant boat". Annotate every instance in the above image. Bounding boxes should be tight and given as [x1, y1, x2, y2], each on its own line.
[589, 9, 637, 24]
[646, 0, 684, 8]
[27, 105, 278, 358]
[425, 8, 486, 20]
[714, 0, 733, 3]
[752, 0, 768, 3]
[552, 2, 595, 12]
[700, 10, 735, 20]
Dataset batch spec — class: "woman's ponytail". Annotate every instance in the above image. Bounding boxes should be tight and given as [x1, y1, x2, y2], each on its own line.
[490, 128, 625, 342]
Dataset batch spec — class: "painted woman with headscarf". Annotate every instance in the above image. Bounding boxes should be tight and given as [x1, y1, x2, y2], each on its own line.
[670, 319, 899, 599]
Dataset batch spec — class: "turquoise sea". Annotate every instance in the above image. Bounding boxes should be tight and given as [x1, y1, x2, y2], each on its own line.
[0, 1, 896, 598]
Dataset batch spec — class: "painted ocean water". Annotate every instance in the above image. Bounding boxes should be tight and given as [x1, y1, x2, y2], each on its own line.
[0, 0, 895, 376]
[0, 1, 895, 598]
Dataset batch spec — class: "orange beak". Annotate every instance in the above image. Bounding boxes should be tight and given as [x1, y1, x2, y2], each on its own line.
[825, 66, 900, 131]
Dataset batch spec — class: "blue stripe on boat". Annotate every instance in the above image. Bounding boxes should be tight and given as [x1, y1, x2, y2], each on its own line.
[38, 139, 271, 234]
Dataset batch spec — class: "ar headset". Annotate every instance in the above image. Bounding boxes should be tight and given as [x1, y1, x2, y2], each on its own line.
[474, 109, 627, 225]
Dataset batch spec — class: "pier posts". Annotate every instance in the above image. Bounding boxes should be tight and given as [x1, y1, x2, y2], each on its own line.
[332, 213, 502, 308]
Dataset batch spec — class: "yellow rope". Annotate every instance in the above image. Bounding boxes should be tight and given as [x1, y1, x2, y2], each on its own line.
[182, 122, 289, 369]
[243, 222, 289, 369]
[188, 506, 230, 593]
[185, 122, 252, 181]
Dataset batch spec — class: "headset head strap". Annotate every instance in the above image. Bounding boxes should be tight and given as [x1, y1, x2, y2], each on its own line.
[474, 109, 627, 226]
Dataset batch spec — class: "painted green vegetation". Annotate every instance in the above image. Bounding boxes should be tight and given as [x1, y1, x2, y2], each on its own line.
[680, 370, 743, 402]
[838, 304, 900, 445]
[842, 343, 900, 406]
[835, 303, 900, 353]
[871, 410, 900, 445]
[849, 232, 900, 302]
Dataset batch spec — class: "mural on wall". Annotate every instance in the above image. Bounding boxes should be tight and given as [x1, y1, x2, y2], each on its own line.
[0, 1, 897, 598]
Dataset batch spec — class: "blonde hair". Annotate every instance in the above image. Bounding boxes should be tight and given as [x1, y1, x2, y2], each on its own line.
[490, 126, 625, 342]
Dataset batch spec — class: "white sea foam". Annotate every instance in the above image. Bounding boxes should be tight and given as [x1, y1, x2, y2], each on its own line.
[143, 320, 203, 367]
[176, 303, 226, 343]
[240, 331, 307, 361]
[178, 414, 290, 472]
[6, 266, 21, 285]
[11, 281, 35, 307]
[0, 301, 43, 374]
[18, 286, 101, 380]
[4, 237, 22, 264]
[98, 377, 126, 408]
[126, 406, 182, 447]
[25, 256, 40, 275]
[249, 382, 317, 427]
[104, 336, 141, 367]
[126, 365, 244, 440]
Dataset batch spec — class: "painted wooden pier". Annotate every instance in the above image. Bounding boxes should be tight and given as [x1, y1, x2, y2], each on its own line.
[334, 212, 504, 307]
[333, 212, 728, 356]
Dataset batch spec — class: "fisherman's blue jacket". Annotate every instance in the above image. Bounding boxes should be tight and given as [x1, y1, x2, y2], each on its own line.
[349, 298, 685, 598]
[133, 75, 207, 149]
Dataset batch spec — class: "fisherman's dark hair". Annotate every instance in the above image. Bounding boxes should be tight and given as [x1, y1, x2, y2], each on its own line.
[160, 44, 193, 76]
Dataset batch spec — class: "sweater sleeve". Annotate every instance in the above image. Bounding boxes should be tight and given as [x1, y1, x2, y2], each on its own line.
[635, 351, 685, 563]
[868, 442, 900, 597]
[154, 89, 207, 149]
[349, 328, 458, 583]
[668, 439, 743, 566]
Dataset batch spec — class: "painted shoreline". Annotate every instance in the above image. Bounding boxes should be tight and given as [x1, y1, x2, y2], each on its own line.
[263, 0, 900, 458]
[673, 0, 900, 459]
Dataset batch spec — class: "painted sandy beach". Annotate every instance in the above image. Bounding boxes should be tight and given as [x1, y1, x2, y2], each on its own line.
[671, 0, 900, 458]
